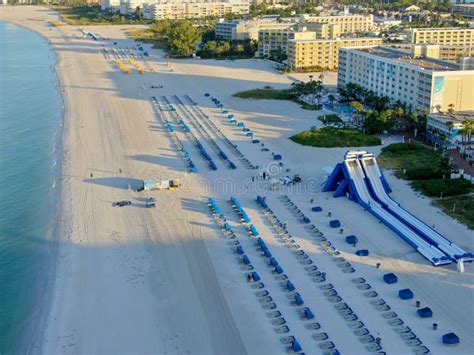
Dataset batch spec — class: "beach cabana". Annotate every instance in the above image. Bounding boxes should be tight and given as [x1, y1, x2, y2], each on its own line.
[275, 265, 284, 274]
[356, 249, 369, 256]
[345, 235, 358, 245]
[251, 272, 260, 282]
[383, 273, 398, 284]
[417, 307, 433, 318]
[242, 255, 250, 265]
[442, 333, 459, 345]
[398, 288, 414, 300]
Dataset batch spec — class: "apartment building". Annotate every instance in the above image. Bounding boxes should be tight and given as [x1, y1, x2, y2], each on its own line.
[287, 37, 382, 71]
[391, 43, 474, 63]
[410, 28, 474, 46]
[427, 111, 474, 144]
[117, 0, 249, 19]
[257, 28, 316, 58]
[337, 46, 474, 112]
[452, 4, 474, 19]
[298, 22, 342, 39]
[215, 19, 294, 41]
[101, 0, 121, 10]
[300, 14, 374, 34]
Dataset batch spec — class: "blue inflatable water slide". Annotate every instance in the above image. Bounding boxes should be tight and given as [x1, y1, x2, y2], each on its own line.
[323, 151, 472, 267]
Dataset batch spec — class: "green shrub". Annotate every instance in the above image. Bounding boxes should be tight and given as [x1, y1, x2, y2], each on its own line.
[290, 127, 381, 148]
[412, 178, 473, 197]
[378, 143, 450, 180]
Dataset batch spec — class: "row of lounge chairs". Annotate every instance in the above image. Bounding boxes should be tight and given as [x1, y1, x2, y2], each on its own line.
[161, 96, 217, 171]
[150, 97, 197, 172]
[276, 195, 431, 354]
[204, 94, 257, 169]
[229, 197, 340, 354]
[173, 95, 236, 170]
[206, 198, 301, 352]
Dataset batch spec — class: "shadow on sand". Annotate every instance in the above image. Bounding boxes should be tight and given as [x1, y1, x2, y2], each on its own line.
[84, 176, 143, 190]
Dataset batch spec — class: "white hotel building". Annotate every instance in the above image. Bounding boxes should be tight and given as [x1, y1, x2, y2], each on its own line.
[101, 0, 249, 19]
[337, 46, 474, 113]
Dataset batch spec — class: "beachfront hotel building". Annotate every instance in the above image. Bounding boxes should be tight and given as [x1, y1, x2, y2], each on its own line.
[286, 37, 382, 71]
[215, 18, 295, 41]
[409, 28, 474, 46]
[300, 14, 375, 34]
[427, 111, 474, 145]
[115, 0, 249, 18]
[337, 46, 474, 113]
[390, 43, 474, 63]
[257, 29, 320, 58]
[452, 4, 474, 19]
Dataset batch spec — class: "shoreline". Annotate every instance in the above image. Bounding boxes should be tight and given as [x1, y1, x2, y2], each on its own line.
[0, 14, 68, 354]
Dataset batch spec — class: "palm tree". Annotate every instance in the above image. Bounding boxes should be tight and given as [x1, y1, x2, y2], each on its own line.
[350, 101, 365, 126]
[448, 103, 455, 114]
[462, 118, 473, 149]
[328, 94, 335, 109]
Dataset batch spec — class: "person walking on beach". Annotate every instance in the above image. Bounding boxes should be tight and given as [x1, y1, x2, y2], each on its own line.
[247, 273, 252, 283]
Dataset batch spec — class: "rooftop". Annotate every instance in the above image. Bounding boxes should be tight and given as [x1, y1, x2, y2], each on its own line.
[355, 46, 460, 71]
[412, 27, 474, 32]
[289, 37, 380, 43]
[429, 111, 474, 124]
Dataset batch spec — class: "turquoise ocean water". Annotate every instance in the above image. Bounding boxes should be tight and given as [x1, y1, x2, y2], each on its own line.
[0, 21, 62, 352]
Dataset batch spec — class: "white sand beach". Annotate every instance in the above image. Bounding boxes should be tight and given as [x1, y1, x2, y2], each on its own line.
[1, 6, 472, 355]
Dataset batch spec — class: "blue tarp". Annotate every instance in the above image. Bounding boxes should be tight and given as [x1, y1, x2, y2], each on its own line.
[329, 220, 341, 228]
[399, 288, 414, 300]
[312, 206, 323, 212]
[356, 249, 369, 256]
[252, 139, 260, 144]
[383, 273, 398, 284]
[204, 93, 210, 97]
[273, 154, 282, 160]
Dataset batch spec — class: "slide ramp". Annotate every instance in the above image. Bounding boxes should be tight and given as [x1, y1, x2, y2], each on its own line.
[342, 151, 450, 266]
[359, 154, 473, 263]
